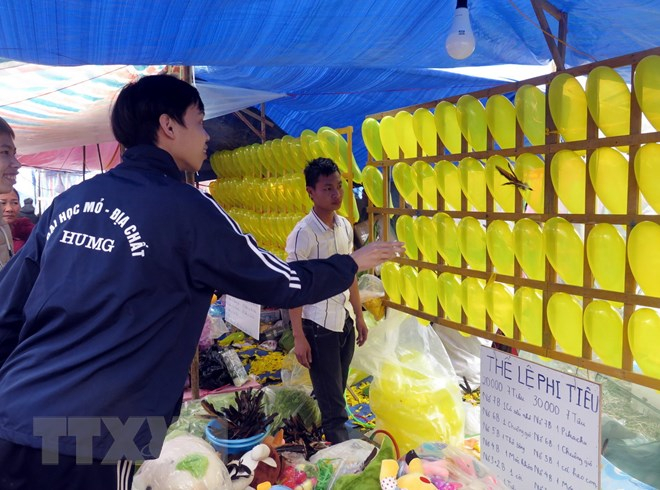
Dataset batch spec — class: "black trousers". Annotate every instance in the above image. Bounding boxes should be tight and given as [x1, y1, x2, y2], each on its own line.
[0, 438, 134, 490]
[303, 313, 355, 444]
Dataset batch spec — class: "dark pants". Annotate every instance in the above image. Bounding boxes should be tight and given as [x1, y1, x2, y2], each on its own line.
[0, 438, 134, 490]
[303, 313, 355, 444]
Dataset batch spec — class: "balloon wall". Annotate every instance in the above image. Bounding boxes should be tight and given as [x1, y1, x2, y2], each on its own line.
[209, 127, 361, 259]
[364, 51, 660, 390]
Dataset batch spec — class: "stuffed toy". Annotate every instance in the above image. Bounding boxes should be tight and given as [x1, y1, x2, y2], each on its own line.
[332, 435, 396, 490]
[227, 444, 279, 490]
[380, 458, 436, 490]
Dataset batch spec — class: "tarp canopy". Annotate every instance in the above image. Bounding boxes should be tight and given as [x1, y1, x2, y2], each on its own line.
[0, 0, 658, 170]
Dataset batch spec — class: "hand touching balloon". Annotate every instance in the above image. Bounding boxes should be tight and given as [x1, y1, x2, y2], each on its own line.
[351, 241, 405, 271]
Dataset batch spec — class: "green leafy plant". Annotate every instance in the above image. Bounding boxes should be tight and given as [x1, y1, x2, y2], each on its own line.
[202, 389, 276, 440]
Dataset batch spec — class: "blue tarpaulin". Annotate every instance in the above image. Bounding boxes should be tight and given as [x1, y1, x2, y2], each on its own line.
[0, 0, 658, 167]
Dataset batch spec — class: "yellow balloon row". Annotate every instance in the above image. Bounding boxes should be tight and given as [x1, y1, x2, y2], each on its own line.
[210, 175, 360, 222]
[209, 175, 311, 213]
[210, 127, 363, 182]
[395, 214, 660, 298]
[226, 209, 305, 256]
[362, 143, 660, 214]
[380, 263, 660, 378]
[363, 55, 660, 159]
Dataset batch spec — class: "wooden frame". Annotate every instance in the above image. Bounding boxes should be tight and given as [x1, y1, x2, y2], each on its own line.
[365, 47, 660, 390]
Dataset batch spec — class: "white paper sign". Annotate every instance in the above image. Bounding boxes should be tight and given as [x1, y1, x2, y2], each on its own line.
[224, 295, 261, 340]
[480, 346, 601, 490]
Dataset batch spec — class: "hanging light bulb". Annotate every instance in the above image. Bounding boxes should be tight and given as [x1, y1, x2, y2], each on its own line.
[445, 0, 475, 60]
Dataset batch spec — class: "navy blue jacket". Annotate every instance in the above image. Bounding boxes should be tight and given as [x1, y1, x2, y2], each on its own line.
[0, 145, 357, 460]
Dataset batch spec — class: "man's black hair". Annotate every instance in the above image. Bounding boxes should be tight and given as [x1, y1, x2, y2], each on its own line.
[304, 157, 340, 188]
[111, 74, 204, 149]
[0, 117, 15, 139]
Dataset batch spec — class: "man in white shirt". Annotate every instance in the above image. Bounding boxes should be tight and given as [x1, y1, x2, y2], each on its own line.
[286, 158, 367, 443]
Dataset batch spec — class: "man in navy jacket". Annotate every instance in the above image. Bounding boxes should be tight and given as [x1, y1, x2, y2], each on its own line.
[0, 74, 402, 490]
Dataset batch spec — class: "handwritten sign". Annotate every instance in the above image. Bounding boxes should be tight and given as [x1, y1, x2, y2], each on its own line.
[224, 295, 261, 340]
[480, 347, 601, 490]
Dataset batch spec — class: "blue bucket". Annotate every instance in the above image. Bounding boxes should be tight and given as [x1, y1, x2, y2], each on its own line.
[205, 420, 268, 455]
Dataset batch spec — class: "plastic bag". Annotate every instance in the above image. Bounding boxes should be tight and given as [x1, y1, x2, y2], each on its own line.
[132, 434, 231, 490]
[198, 344, 232, 390]
[199, 303, 229, 350]
[310, 439, 378, 488]
[351, 310, 464, 452]
[280, 349, 313, 394]
[358, 273, 385, 301]
[359, 274, 386, 320]
[412, 442, 508, 489]
[432, 322, 484, 389]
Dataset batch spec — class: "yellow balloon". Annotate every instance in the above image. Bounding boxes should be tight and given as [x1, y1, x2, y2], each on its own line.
[413, 108, 438, 156]
[514, 85, 545, 146]
[392, 161, 418, 206]
[417, 269, 439, 315]
[413, 160, 436, 210]
[271, 138, 286, 170]
[380, 115, 400, 160]
[549, 73, 587, 144]
[456, 95, 487, 152]
[516, 153, 545, 213]
[338, 179, 359, 223]
[486, 220, 514, 275]
[413, 215, 438, 262]
[461, 277, 486, 329]
[514, 287, 543, 346]
[628, 221, 660, 297]
[362, 165, 384, 207]
[513, 218, 545, 280]
[394, 111, 418, 158]
[396, 215, 418, 260]
[433, 213, 461, 267]
[399, 265, 419, 308]
[317, 127, 342, 164]
[485, 94, 516, 149]
[586, 66, 631, 139]
[634, 143, 660, 213]
[633, 55, 660, 131]
[544, 217, 584, 286]
[458, 157, 486, 212]
[584, 300, 622, 368]
[210, 152, 222, 178]
[438, 273, 462, 322]
[485, 282, 514, 337]
[485, 155, 515, 212]
[381, 262, 401, 303]
[434, 101, 462, 154]
[309, 137, 325, 159]
[458, 217, 486, 271]
[629, 308, 660, 379]
[362, 118, 383, 160]
[551, 150, 586, 213]
[588, 147, 628, 214]
[434, 160, 462, 211]
[547, 293, 583, 357]
[587, 224, 625, 293]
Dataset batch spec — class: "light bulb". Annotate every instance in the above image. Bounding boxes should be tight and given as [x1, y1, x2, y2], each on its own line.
[445, 0, 475, 60]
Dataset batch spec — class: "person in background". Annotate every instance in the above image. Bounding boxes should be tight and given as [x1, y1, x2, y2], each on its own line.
[286, 158, 368, 444]
[0, 188, 34, 252]
[0, 74, 403, 490]
[0, 117, 21, 269]
[19, 197, 38, 224]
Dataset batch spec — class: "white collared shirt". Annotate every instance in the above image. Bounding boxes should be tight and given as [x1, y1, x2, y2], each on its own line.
[286, 209, 354, 332]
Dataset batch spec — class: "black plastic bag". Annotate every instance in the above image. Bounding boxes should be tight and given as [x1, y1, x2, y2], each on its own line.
[199, 344, 232, 389]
